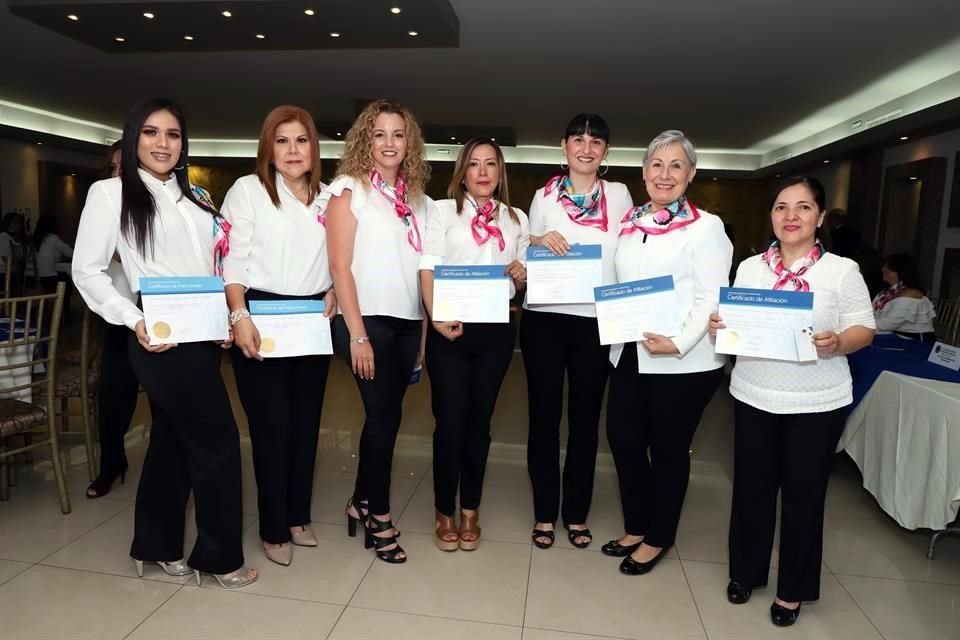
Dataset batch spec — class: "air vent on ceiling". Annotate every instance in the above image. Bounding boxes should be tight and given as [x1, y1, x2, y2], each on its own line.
[865, 109, 903, 129]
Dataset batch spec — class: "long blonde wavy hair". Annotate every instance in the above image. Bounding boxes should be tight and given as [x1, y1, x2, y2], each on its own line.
[335, 99, 430, 204]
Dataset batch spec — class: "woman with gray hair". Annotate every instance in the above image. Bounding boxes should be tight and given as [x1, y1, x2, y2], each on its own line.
[601, 130, 732, 575]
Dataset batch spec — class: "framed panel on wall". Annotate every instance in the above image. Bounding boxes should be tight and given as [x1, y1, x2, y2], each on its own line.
[950, 151, 960, 228]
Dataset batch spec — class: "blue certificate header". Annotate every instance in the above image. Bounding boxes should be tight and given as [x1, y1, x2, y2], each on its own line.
[527, 244, 602, 261]
[594, 275, 675, 302]
[435, 265, 508, 280]
[140, 276, 224, 295]
[720, 287, 813, 310]
[249, 300, 326, 315]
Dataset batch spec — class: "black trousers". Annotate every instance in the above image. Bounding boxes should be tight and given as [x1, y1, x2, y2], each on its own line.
[128, 338, 244, 574]
[426, 321, 515, 516]
[520, 309, 609, 525]
[606, 345, 722, 547]
[231, 289, 331, 544]
[96, 324, 141, 479]
[728, 400, 846, 602]
[333, 314, 421, 516]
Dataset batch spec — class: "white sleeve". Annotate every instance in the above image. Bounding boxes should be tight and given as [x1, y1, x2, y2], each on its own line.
[516, 209, 531, 264]
[54, 235, 73, 260]
[71, 182, 143, 330]
[528, 192, 546, 237]
[326, 176, 366, 219]
[673, 217, 734, 356]
[220, 179, 255, 289]
[419, 201, 447, 271]
[838, 264, 876, 332]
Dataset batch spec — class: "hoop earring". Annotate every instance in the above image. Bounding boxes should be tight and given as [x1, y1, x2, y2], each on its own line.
[598, 158, 609, 177]
[560, 155, 568, 171]
[174, 151, 186, 171]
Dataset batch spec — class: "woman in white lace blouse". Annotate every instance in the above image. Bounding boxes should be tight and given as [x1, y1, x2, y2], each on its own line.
[873, 253, 936, 342]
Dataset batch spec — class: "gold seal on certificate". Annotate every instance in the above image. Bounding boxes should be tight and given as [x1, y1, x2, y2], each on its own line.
[260, 337, 276, 354]
[152, 321, 172, 339]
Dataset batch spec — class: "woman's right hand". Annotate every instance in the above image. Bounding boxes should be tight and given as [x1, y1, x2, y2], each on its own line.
[709, 312, 725, 337]
[134, 320, 176, 353]
[351, 340, 375, 380]
[541, 231, 570, 256]
[233, 317, 263, 361]
[433, 320, 463, 342]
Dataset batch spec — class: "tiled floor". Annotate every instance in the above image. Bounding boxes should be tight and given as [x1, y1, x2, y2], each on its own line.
[2, 356, 960, 639]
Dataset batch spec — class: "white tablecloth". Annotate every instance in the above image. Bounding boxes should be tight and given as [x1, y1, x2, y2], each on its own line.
[839, 371, 960, 530]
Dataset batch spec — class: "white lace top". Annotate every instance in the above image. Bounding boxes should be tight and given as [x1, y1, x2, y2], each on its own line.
[875, 296, 936, 334]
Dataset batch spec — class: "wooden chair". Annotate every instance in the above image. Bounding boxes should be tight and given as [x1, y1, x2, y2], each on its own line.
[934, 299, 960, 345]
[56, 305, 99, 480]
[0, 283, 70, 513]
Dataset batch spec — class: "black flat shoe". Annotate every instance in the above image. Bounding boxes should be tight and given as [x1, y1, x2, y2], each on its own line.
[726, 580, 752, 604]
[770, 602, 801, 627]
[600, 539, 642, 557]
[619, 546, 670, 575]
[531, 528, 555, 549]
[564, 525, 592, 549]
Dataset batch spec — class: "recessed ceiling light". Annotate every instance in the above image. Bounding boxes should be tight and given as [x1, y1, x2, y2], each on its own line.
[115, 36, 126, 42]
[184, 35, 194, 40]
[391, 7, 402, 14]
[909, 176, 918, 180]
[712, 177, 718, 181]
[304, 9, 315, 15]
[143, 12, 154, 19]
[823, 159, 831, 164]
[491, 137, 496, 141]
[336, 132, 342, 136]
[71, 173, 76, 177]
[407, 30, 418, 36]
[900, 136, 909, 141]
[222, 10, 232, 17]
[256, 34, 266, 39]
[67, 14, 78, 21]
[36, 142, 43, 146]
[329, 31, 340, 37]
[450, 136, 456, 141]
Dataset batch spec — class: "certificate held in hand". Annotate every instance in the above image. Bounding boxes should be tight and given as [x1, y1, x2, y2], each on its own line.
[140, 277, 228, 344]
[249, 300, 333, 358]
[715, 287, 816, 362]
[526, 244, 602, 305]
[433, 265, 510, 324]
[594, 275, 681, 346]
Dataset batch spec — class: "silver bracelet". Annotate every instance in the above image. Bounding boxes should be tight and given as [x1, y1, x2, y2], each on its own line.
[350, 336, 370, 344]
[228, 308, 251, 326]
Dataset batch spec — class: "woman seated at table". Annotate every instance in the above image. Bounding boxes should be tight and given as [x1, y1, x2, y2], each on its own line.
[33, 215, 74, 291]
[873, 253, 936, 342]
[710, 176, 874, 628]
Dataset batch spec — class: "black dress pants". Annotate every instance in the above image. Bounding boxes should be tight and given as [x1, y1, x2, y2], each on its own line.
[128, 338, 244, 574]
[333, 315, 421, 516]
[606, 345, 722, 547]
[728, 399, 846, 602]
[231, 289, 331, 544]
[426, 321, 515, 516]
[520, 309, 609, 525]
[96, 323, 141, 479]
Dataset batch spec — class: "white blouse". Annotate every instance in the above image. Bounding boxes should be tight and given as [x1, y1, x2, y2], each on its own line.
[419, 198, 529, 297]
[523, 180, 633, 318]
[73, 170, 220, 330]
[729, 252, 876, 414]
[324, 175, 435, 320]
[221, 174, 332, 296]
[610, 210, 733, 374]
[36, 234, 73, 278]
[874, 296, 936, 334]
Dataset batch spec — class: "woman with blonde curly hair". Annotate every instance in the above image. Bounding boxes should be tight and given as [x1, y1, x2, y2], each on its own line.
[325, 99, 436, 564]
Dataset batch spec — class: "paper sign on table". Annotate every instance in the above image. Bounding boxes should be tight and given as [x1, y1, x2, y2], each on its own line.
[929, 342, 960, 371]
[526, 244, 602, 305]
[432, 265, 510, 323]
[594, 275, 681, 345]
[140, 276, 228, 344]
[249, 299, 332, 358]
[715, 287, 816, 362]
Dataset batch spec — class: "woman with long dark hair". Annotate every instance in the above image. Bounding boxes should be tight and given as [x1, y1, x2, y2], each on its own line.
[72, 97, 256, 588]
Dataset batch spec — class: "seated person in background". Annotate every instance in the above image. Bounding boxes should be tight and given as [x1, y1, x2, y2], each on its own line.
[33, 215, 74, 292]
[873, 253, 936, 342]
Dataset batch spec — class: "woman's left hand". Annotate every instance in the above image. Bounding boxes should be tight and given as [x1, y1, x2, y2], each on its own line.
[217, 327, 234, 350]
[323, 289, 338, 318]
[641, 333, 680, 355]
[504, 260, 527, 287]
[812, 330, 842, 356]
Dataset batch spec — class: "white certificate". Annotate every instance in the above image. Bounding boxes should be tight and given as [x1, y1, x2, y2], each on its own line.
[715, 287, 816, 362]
[249, 299, 332, 358]
[594, 276, 681, 346]
[432, 265, 510, 323]
[526, 244, 602, 305]
[140, 277, 228, 344]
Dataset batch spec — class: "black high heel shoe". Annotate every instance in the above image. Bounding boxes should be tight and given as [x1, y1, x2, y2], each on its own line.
[364, 516, 407, 564]
[346, 497, 401, 539]
[770, 601, 801, 627]
[86, 464, 128, 499]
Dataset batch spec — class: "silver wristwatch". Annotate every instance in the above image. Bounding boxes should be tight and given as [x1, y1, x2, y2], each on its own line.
[229, 308, 251, 326]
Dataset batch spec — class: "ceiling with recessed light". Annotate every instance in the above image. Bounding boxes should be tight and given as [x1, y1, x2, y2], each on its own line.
[1, 0, 960, 166]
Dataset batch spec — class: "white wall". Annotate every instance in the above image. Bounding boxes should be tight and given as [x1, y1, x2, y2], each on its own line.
[882, 129, 960, 294]
[0, 139, 103, 224]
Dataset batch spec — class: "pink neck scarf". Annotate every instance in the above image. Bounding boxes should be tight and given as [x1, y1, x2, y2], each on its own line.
[543, 175, 607, 232]
[873, 282, 905, 311]
[762, 241, 824, 292]
[370, 169, 422, 253]
[619, 196, 700, 237]
[468, 198, 505, 251]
